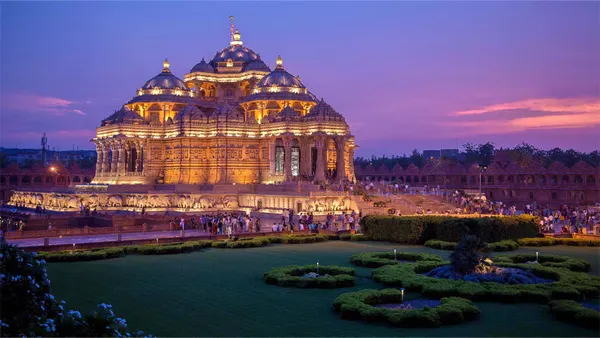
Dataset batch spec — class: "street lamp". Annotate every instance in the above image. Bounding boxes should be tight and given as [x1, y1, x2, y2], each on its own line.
[478, 165, 487, 196]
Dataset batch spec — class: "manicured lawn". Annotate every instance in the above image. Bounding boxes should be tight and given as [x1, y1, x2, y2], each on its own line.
[46, 241, 599, 336]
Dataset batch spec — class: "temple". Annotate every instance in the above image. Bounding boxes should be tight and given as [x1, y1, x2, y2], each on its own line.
[91, 29, 355, 185]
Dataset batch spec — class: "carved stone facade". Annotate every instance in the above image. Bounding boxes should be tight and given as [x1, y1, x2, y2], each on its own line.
[91, 29, 355, 185]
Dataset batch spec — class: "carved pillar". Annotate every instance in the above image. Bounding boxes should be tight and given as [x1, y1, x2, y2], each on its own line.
[142, 140, 149, 173]
[111, 142, 119, 173]
[335, 136, 346, 182]
[283, 137, 293, 181]
[101, 143, 110, 174]
[95, 142, 103, 174]
[117, 141, 126, 173]
[314, 136, 326, 182]
[269, 138, 276, 175]
[299, 138, 311, 177]
[347, 144, 355, 183]
[134, 142, 141, 172]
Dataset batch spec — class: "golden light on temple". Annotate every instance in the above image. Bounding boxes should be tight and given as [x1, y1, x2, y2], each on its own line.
[163, 58, 170, 70]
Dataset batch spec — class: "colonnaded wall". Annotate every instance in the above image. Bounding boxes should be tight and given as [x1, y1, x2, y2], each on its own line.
[8, 190, 357, 215]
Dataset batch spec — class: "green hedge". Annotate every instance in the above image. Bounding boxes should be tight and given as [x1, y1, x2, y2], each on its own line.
[360, 215, 538, 244]
[494, 254, 591, 272]
[371, 261, 600, 303]
[548, 300, 600, 330]
[518, 238, 600, 247]
[264, 265, 355, 288]
[332, 289, 479, 328]
[39, 247, 127, 262]
[340, 234, 372, 241]
[349, 252, 443, 268]
[424, 239, 520, 252]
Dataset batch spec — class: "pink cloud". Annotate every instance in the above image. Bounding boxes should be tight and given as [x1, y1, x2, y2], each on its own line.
[1, 92, 86, 116]
[452, 97, 600, 116]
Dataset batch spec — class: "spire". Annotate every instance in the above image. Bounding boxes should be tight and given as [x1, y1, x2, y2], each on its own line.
[230, 28, 243, 46]
[162, 58, 171, 72]
[275, 55, 284, 70]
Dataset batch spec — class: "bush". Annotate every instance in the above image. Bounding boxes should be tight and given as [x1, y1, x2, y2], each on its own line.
[340, 234, 351, 241]
[0, 242, 147, 337]
[350, 251, 443, 268]
[518, 238, 600, 247]
[548, 300, 600, 330]
[371, 260, 600, 303]
[424, 240, 457, 251]
[493, 254, 591, 272]
[332, 289, 479, 328]
[264, 265, 355, 288]
[425, 239, 518, 252]
[39, 248, 127, 262]
[360, 215, 538, 244]
[348, 234, 372, 241]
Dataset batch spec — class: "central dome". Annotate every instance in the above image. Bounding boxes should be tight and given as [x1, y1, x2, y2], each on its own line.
[210, 30, 260, 66]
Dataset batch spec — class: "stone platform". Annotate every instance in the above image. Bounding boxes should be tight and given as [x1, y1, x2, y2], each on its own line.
[8, 183, 357, 215]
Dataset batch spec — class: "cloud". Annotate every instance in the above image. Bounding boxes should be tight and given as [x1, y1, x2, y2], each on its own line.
[452, 97, 600, 116]
[1, 92, 86, 116]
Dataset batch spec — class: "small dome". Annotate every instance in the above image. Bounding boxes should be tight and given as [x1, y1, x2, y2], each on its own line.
[279, 105, 300, 119]
[244, 58, 270, 72]
[216, 102, 244, 121]
[102, 106, 143, 125]
[141, 58, 188, 91]
[174, 104, 205, 121]
[255, 56, 304, 88]
[190, 58, 215, 73]
[304, 99, 345, 121]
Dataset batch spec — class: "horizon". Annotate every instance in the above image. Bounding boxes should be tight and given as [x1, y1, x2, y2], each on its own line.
[1, 2, 598, 156]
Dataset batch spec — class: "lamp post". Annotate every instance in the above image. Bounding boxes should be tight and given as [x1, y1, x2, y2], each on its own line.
[478, 165, 487, 196]
[316, 262, 319, 275]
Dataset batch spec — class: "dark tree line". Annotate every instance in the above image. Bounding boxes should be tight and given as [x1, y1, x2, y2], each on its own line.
[354, 142, 600, 169]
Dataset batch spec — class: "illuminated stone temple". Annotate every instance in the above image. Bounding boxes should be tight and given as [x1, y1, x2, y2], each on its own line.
[92, 28, 355, 185]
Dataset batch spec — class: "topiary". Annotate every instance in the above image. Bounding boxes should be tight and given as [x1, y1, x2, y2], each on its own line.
[450, 235, 489, 275]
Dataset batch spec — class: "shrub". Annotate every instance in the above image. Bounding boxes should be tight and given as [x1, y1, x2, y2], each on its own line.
[425, 239, 519, 252]
[548, 300, 600, 330]
[360, 215, 538, 244]
[349, 234, 372, 241]
[518, 238, 600, 247]
[350, 252, 443, 268]
[264, 265, 355, 288]
[371, 260, 600, 303]
[424, 240, 457, 251]
[493, 254, 591, 272]
[340, 234, 351, 241]
[332, 289, 479, 328]
[0, 242, 147, 337]
[39, 248, 127, 262]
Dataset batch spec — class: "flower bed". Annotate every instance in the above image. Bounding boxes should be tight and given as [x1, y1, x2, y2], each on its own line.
[518, 238, 600, 247]
[548, 300, 600, 330]
[264, 265, 355, 288]
[349, 252, 443, 268]
[424, 239, 520, 252]
[332, 289, 479, 327]
[494, 254, 591, 272]
[371, 261, 600, 303]
[424, 265, 553, 284]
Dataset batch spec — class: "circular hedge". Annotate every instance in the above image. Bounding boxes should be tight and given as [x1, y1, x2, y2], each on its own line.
[332, 289, 479, 328]
[493, 253, 591, 272]
[264, 265, 355, 288]
[371, 260, 600, 303]
[349, 252, 443, 268]
[548, 299, 600, 330]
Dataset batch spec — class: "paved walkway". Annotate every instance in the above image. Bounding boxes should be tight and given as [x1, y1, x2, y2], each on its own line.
[8, 229, 217, 248]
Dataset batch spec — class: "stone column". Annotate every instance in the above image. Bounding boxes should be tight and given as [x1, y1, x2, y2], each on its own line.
[111, 143, 119, 173]
[95, 143, 103, 175]
[299, 138, 310, 177]
[314, 136, 326, 182]
[347, 145, 355, 183]
[134, 142, 141, 172]
[269, 138, 276, 175]
[335, 136, 346, 182]
[283, 137, 293, 181]
[117, 141, 126, 173]
[101, 143, 110, 174]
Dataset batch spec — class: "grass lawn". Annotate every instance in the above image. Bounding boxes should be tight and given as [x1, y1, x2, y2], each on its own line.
[46, 241, 599, 337]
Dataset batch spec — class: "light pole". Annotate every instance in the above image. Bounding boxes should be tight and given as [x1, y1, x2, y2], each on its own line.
[478, 165, 487, 196]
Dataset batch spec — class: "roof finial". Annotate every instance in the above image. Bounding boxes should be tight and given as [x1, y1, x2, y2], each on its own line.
[162, 58, 171, 72]
[229, 16, 235, 41]
[275, 55, 284, 70]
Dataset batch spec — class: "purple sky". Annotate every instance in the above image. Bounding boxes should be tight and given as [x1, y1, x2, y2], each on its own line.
[1, 2, 598, 156]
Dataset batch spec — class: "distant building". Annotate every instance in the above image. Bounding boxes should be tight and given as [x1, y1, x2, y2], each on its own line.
[0, 147, 96, 166]
[422, 149, 460, 159]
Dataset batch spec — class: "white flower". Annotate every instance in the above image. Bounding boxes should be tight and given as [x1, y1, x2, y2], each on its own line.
[114, 317, 127, 327]
[68, 310, 82, 319]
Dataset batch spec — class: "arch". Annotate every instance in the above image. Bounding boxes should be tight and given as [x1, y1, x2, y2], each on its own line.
[33, 176, 42, 184]
[561, 175, 570, 184]
[526, 175, 534, 184]
[507, 175, 515, 184]
[406, 176, 412, 184]
[461, 176, 467, 184]
[83, 176, 91, 183]
[497, 175, 505, 184]
[550, 175, 558, 185]
[0, 176, 5, 184]
[469, 176, 476, 184]
[72, 176, 81, 183]
[421, 176, 427, 183]
[586, 175, 596, 185]
[57, 176, 66, 184]
[9, 176, 18, 185]
[573, 175, 583, 184]
[414, 176, 419, 183]
[487, 176, 494, 184]
[21, 176, 31, 185]
[537, 175, 547, 185]
[45, 176, 54, 183]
